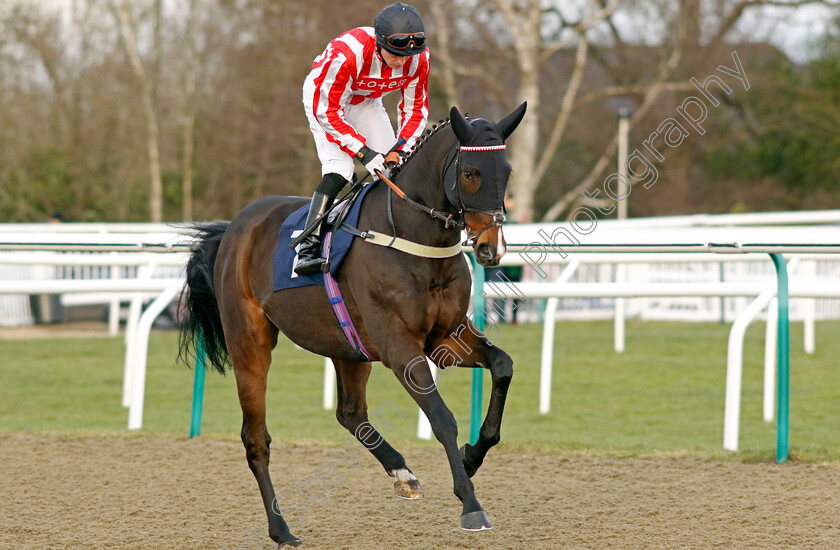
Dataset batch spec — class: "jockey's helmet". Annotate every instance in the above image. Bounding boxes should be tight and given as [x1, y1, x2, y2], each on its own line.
[374, 3, 426, 56]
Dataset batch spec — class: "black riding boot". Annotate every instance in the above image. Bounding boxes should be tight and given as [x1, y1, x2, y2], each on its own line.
[294, 191, 334, 275]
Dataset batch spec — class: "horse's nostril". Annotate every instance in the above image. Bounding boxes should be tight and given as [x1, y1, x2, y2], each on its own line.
[477, 243, 496, 262]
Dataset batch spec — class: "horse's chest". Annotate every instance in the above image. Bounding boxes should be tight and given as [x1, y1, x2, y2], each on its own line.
[423, 281, 465, 326]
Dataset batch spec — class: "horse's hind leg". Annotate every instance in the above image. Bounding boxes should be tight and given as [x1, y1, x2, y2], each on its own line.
[227, 315, 302, 547]
[333, 359, 424, 499]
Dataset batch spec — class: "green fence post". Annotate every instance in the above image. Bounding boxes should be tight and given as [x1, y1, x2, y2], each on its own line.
[189, 335, 206, 439]
[469, 254, 485, 445]
[770, 253, 790, 464]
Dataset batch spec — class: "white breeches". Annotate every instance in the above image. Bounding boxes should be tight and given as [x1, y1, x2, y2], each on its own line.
[303, 82, 397, 181]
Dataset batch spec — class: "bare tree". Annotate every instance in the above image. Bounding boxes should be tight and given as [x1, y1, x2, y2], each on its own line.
[3, 0, 840, 223]
[429, 0, 619, 222]
[428, 0, 840, 222]
[182, 0, 197, 221]
[110, 0, 163, 222]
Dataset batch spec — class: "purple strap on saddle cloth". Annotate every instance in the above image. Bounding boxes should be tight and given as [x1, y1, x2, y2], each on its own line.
[321, 230, 378, 362]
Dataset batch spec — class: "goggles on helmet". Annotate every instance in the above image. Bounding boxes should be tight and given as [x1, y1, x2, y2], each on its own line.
[381, 32, 425, 52]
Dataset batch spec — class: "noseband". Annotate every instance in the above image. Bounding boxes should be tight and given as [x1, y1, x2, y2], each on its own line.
[463, 211, 506, 247]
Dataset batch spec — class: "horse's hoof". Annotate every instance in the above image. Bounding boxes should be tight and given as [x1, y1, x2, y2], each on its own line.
[461, 510, 493, 531]
[395, 478, 424, 500]
[274, 531, 302, 548]
[459, 444, 480, 478]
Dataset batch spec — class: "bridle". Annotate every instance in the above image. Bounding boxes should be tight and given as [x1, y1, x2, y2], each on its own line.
[377, 141, 509, 248]
[463, 211, 506, 247]
[446, 143, 508, 246]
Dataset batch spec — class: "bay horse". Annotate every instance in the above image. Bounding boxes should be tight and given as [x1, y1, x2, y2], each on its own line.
[179, 102, 526, 547]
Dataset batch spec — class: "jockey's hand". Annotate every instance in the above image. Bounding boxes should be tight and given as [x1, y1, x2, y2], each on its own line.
[356, 146, 386, 178]
[384, 150, 403, 169]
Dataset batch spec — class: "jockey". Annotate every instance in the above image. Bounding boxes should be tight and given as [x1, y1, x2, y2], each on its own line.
[295, 2, 430, 276]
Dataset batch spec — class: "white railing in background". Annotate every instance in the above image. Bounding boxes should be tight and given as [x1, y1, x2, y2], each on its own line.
[0, 223, 190, 326]
[0, 225, 193, 432]
[525, 257, 840, 324]
[0, 251, 186, 328]
[481, 222, 840, 452]
[0, 223, 186, 233]
[3, 214, 840, 448]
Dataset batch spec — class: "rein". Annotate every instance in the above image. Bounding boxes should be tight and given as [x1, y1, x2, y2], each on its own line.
[375, 170, 464, 230]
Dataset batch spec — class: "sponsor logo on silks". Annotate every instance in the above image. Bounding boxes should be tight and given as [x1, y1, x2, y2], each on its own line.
[355, 78, 408, 91]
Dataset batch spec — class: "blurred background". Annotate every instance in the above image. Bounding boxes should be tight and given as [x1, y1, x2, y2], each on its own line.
[1, 1, 840, 472]
[2, 0, 839, 225]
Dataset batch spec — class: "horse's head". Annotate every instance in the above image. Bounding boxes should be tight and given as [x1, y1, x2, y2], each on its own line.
[446, 102, 527, 267]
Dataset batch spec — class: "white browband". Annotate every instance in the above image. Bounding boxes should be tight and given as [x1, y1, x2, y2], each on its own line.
[459, 145, 506, 151]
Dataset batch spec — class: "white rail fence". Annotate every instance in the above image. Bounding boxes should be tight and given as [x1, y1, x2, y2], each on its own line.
[3, 214, 840, 449]
[0, 223, 190, 328]
[521, 257, 840, 324]
[0, 224, 191, 431]
[482, 222, 840, 452]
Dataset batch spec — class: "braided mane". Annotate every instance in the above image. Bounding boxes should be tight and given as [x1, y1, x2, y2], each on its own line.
[392, 115, 469, 177]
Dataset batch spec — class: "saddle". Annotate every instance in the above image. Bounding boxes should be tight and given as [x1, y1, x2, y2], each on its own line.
[272, 181, 377, 292]
[272, 181, 379, 361]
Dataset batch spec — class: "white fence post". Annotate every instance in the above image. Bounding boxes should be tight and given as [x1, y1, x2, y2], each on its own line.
[323, 357, 335, 410]
[417, 357, 438, 440]
[763, 298, 778, 422]
[108, 253, 121, 336]
[723, 289, 775, 451]
[128, 284, 180, 430]
[614, 263, 626, 353]
[123, 263, 156, 408]
[539, 260, 579, 414]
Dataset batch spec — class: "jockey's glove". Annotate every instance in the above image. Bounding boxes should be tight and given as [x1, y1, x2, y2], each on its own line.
[356, 146, 387, 179]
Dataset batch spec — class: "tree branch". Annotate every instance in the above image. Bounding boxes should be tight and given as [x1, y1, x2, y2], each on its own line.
[533, 32, 589, 185]
[539, 0, 620, 63]
[574, 81, 695, 108]
[109, 0, 163, 222]
[540, 46, 684, 222]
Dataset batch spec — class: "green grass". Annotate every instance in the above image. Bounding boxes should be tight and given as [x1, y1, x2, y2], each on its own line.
[1, 320, 838, 462]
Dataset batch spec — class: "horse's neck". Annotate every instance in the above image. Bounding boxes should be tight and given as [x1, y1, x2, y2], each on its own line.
[387, 132, 460, 246]
[395, 133, 454, 213]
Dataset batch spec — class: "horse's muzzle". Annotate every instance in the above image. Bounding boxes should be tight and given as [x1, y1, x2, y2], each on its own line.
[476, 242, 500, 267]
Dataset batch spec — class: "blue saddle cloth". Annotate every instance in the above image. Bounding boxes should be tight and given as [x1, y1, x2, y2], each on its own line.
[273, 183, 376, 291]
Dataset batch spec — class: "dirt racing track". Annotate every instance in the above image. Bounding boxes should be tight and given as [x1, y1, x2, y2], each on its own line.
[2, 432, 839, 549]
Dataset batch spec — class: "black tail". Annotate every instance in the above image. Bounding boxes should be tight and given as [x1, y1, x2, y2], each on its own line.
[177, 221, 231, 375]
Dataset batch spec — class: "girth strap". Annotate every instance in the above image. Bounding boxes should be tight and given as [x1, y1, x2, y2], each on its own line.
[340, 224, 463, 258]
[321, 230, 377, 362]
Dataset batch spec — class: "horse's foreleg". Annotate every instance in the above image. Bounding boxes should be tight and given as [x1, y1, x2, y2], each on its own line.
[385, 333, 493, 531]
[332, 359, 423, 499]
[229, 323, 302, 548]
[432, 326, 513, 478]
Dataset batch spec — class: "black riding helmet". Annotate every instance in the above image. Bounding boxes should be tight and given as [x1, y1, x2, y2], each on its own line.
[374, 2, 426, 56]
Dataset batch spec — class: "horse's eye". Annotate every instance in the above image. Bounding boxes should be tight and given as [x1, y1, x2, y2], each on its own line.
[463, 170, 474, 180]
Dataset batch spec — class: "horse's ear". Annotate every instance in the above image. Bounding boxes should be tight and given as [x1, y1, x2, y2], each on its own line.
[497, 102, 527, 140]
[450, 106, 474, 145]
